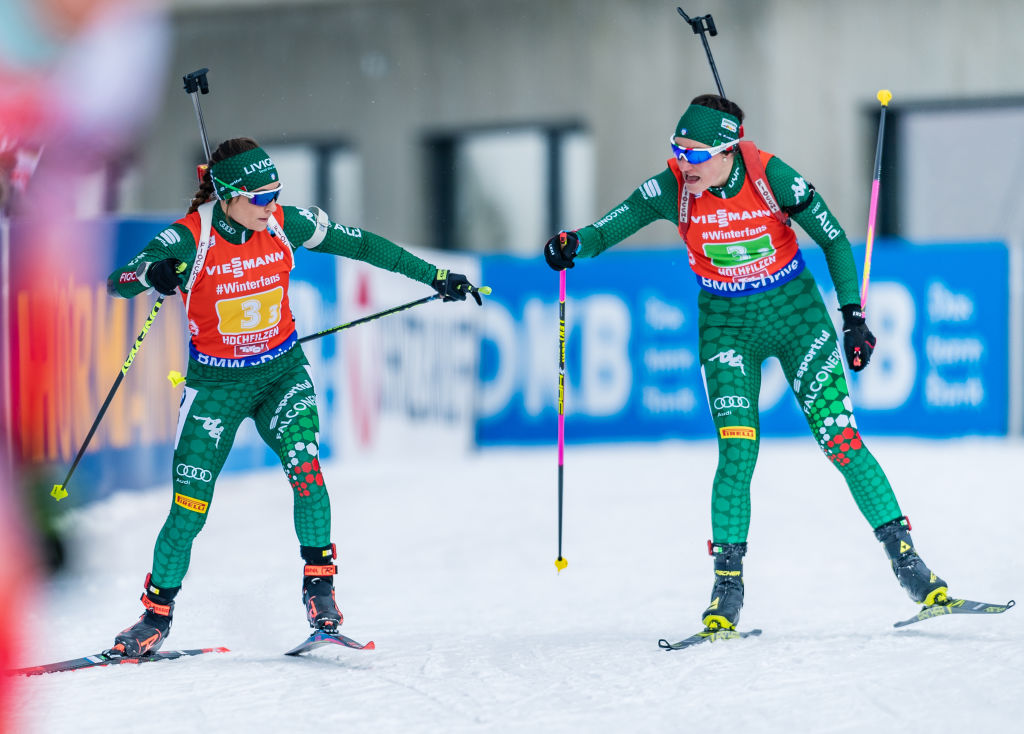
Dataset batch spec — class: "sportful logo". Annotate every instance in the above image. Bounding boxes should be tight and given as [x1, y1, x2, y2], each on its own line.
[193, 415, 224, 446]
[176, 463, 213, 482]
[713, 395, 751, 410]
[640, 179, 662, 200]
[707, 350, 746, 375]
[156, 228, 181, 246]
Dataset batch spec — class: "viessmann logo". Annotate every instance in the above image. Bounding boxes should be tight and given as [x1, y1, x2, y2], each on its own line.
[176, 463, 213, 482]
[174, 492, 209, 514]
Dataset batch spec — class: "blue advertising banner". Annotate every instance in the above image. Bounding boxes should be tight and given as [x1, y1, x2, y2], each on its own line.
[477, 241, 1009, 445]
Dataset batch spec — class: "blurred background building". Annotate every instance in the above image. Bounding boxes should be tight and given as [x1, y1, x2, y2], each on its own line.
[96, 0, 1024, 251]
[2, 0, 1022, 511]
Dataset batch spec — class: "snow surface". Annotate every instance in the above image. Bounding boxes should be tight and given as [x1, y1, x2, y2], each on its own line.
[9, 438, 1024, 733]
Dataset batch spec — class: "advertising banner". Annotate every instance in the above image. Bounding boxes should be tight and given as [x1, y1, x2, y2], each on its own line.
[477, 241, 1010, 445]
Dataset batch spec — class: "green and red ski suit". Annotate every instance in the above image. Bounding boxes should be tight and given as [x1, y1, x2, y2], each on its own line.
[573, 147, 901, 544]
[108, 202, 438, 586]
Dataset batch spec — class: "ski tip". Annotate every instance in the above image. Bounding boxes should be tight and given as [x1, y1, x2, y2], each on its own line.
[207, 647, 231, 654]
[364, 641, 376, 650]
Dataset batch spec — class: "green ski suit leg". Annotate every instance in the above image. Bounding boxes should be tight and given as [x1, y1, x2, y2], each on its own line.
[699, 270, 901, 544]
[151, 348, 331, 588]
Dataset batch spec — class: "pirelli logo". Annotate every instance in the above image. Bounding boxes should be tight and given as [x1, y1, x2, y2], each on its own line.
[174, 492, 209, 514]
[719, 426, 757, 440]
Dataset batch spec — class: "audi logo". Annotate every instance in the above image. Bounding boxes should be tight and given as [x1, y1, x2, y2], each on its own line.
[176, 463, 213, 482]
[713, 395, 751, 410]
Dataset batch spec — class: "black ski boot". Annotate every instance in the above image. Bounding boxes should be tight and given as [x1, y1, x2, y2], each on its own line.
[110, 574, 179, 658]
[702, 541, 747, 630]
[874, 516, 949, 605]
[301, 543, 343, 633]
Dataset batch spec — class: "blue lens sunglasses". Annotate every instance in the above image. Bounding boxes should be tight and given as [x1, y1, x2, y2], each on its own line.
[213, 177, 284, 206]
[669, 136, 739, 165]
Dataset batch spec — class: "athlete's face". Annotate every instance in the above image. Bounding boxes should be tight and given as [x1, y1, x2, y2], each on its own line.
[672, 136, 735, 194]
[222, 181, 280, 231]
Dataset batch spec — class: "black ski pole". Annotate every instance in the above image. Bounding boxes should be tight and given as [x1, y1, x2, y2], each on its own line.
[297, 285, 492, 345]
[677, 7, 725, 96]
[183, 68, 213, 163]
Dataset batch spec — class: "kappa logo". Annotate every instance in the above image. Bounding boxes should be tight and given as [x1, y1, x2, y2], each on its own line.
[193, 415, 224, 446]
[792, 177, 808, 201]
[707, 350, 746, 375]
[176, 463, 213, 482]
[713, 395, 751, 410]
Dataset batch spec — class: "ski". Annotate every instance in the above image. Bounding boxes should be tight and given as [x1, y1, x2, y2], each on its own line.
[658, 628, 762, 651]
[284, 630, 375, 656]
[10, 646, 230, 677]
[893, 597, 1015, 628]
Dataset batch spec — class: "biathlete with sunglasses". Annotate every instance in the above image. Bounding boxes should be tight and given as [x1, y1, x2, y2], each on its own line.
[543, 95, 952, 634]
[105, 138, 483, 657]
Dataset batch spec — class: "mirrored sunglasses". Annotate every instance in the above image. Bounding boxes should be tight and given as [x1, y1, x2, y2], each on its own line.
[214, 177, 283, 206]
[669, 136, 739, 165]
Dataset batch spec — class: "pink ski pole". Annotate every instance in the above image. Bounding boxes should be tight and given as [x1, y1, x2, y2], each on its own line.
[555, 265, 568, 573]
[860, 89, 892, 313]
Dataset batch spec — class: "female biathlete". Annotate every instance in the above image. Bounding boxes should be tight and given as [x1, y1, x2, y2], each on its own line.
[543, 95, 948, 632]
[106, 138, 482, 657]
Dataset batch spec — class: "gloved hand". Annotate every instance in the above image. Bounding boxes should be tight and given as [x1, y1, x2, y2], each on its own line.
[544, 231, 580, 271]
[432, 269, 483, 305]
[142, 258, 186, 296]
[840, 304, 876, 372]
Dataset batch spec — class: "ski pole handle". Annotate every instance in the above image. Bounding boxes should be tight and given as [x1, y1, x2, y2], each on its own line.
[183, 68, 213, 164]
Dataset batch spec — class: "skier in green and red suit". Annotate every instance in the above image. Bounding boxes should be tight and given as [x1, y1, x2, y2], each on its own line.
[544, 94, 950, 632]
[106, 138, 483, 657]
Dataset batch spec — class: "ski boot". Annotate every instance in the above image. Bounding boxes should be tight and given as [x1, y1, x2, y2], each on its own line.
[701, 541, 747, 630]
[301, 543, 343, 633]
[110, 574, 179, 658]
[874, 516, 948, 605]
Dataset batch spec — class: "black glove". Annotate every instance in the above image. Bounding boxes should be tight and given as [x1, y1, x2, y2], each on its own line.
[840, 305, 876, 372]
[432, 269, 483, 305]
[144, 258, 185, 296]
[544, 231, 580, 271]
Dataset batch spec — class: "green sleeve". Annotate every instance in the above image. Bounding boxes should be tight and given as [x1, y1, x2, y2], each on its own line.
[106, 223, 196, 298]
[575, 168, 679, 258]
[281, 205, 437, 285]
[765, 156, 861, 308]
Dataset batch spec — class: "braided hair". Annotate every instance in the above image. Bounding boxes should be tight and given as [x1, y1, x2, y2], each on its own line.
[186, 137, 260, 214]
